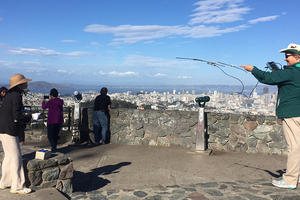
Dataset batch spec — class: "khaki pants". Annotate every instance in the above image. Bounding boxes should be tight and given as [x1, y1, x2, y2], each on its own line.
[282, 117, 300, 186]
[0, 133, 25, 190]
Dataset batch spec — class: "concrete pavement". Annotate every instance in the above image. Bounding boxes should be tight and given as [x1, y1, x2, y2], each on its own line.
[1, 143, 300, 199]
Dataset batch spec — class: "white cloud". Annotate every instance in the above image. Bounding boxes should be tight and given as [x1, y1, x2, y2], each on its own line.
[177, 75, 192, 79]
[185, 24, 247, 38]
[0, 17, 3, 22]
[57, 69, 68, 73]
[154, 73, 167, 77]
[0, 60, 13, 68]
[84, 23, 247, 44]
[189, 0, 251, 25]
[0, 60, 47, 73]
[99, 71, 138, 77]
[90, 42, 100, 46]
[61, 40, 77, 43]
[83, 0, 281, 44]
[9, 47, 60, 56]
[8, 47, 91, 57]
[64, 51, 91, 56]
[248, 15, 279, 24]
[85, 24, 188, 44]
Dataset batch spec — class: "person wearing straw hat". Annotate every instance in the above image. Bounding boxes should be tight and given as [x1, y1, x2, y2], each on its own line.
[0, 73, 32, 194]
[241, 43, 300, 189]
[0, 87, 8, 108]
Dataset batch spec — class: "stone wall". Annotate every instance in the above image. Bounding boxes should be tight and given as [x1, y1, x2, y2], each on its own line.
[27, 106, 287, 155]
[95, 108, 287, 155]
[0, 153, 73, 195]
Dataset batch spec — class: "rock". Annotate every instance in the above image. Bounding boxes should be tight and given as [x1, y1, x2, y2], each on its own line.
[28, 170, 43, 186]
[243, 121, 258, 131]
[59, 163, 74, 180]
[42, 167, 60, 181]
[133, 191, 148, 198]
[56, 179, 73, 195]
[231, 124, 246, 137]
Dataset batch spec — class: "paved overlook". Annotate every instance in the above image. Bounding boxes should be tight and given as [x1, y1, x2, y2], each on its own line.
[1, 143, 299, 200]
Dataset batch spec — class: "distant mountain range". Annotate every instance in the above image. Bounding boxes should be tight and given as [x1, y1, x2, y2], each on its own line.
[0, 81, 76, 94]
[0, 81, 277, 95]
[28, 81, 75, 92]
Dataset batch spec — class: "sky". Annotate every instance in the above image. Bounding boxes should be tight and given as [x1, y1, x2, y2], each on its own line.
[0, 0, 300, 86]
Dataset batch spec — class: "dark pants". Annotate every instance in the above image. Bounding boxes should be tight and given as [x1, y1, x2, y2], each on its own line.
[47, 123, 61, 151]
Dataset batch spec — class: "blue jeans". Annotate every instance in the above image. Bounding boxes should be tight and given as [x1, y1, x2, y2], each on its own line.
[93, 111, 108, 144]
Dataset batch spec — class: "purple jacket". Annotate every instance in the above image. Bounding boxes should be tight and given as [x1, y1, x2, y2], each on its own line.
[42, 98, 64, 125]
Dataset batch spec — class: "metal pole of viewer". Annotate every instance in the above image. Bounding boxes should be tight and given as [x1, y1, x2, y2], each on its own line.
[195, 96, 210, 152]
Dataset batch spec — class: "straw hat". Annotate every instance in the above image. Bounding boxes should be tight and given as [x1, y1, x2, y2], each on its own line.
[8, 73, 32, 90]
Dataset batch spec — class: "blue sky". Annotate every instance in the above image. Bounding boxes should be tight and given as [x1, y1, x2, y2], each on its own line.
[0, 0, 299, 86]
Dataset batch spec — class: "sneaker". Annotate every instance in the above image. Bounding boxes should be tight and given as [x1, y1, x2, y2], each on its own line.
[0, 185, 10, 189]
[272, 179, 296, 189]
[10, 187, 32, 194]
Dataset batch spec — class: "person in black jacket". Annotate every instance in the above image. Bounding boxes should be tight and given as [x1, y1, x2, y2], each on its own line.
[0, 74, 32, 194]
[93, 87, 111, 145]
[0, 87, 7, 108]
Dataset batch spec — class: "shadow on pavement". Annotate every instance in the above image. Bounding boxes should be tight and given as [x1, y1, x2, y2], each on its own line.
[234, 163, 286, 178]
[72, 162, 131, 192]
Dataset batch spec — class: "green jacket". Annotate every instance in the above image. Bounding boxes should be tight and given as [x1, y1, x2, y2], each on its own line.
[252, 62, 300, 118]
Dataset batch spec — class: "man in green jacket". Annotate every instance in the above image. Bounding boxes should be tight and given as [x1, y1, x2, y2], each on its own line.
[241, 43, 300, 189]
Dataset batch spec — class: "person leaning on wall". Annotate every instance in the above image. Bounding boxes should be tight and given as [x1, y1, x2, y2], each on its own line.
[241, 43, 300, 189]
[42, 88, 64, 152]
[0, 73, 32, 194]
[93, 87, 111, 145]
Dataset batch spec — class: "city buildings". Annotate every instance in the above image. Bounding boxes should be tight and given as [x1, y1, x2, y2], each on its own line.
[23, 88, 277, 116]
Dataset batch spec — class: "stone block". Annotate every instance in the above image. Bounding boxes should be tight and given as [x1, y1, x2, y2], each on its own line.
[130, 120, 144, 130]
[29, 159, 58, 170]
[257, 115, 265, 125]
[27, 159, 42, 171]
[133, 129, 145, 138]
[208, 124, 218, 133]
[41, 180, 57, 188]
[243, 121, 258, 131]
[247, 137, 257, 148]
[28, 170, 43, 186]
[157, 137, 170, 147]
[233, 142, 248, 152]
[219, 120, 230, 129]
[158, 130, 168, 137]
[257, 141, 270, 154]
[56, 179, 73, 195]
[229, 114, 240, 123]
[245, 115, 257, 121]
[269, 132, 282, 143]
[230, 124, 246, 137]
[41, 159, 59, 169]
[42, 167, 60, 181]
[149, 139, 157, 146]
[59, 163, 74, 180]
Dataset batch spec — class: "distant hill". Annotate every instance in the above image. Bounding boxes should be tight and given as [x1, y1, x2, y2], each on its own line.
[28, 81, 75, 94]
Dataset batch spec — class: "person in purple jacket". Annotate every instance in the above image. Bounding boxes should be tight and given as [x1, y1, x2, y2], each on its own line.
[42, 88, 64, 152]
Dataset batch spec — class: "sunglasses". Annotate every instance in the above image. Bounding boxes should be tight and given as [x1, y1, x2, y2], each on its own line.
[285, 54, 293, 58]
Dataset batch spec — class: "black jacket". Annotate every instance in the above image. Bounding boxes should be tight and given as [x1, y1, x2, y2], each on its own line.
[94, 94, 111, 112]
[0, 87, 25, 136]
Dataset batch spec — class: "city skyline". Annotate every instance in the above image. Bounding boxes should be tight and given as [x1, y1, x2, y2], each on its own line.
[0, 0, 299, 85]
